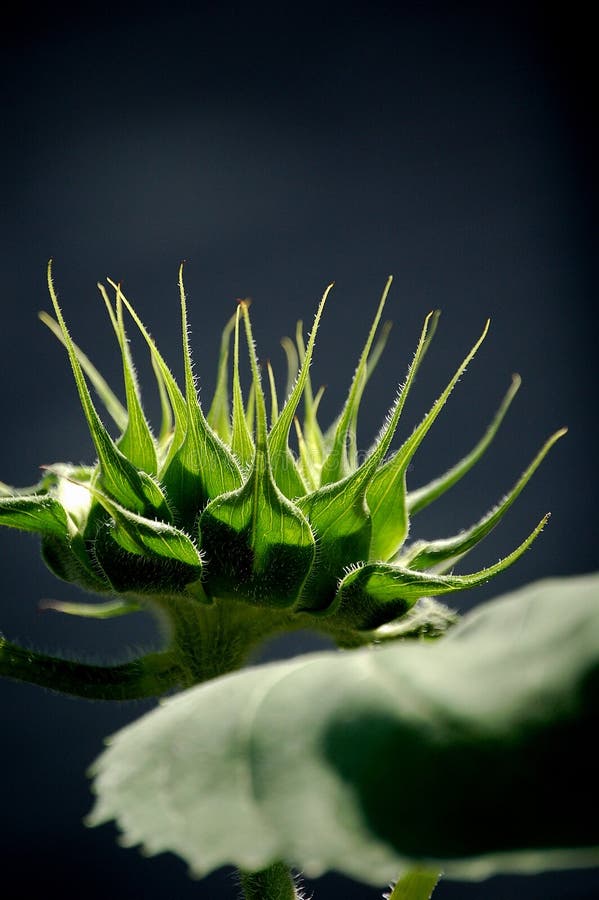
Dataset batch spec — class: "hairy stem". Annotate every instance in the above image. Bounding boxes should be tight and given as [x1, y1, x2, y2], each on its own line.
[0, 636, 181, 699]
[238, 862, 299, 899]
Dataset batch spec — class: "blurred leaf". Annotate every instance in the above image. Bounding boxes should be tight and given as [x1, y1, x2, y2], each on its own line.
[89, 573, 599, 885]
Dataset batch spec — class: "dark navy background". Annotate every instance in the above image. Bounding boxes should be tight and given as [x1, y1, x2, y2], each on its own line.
[1, 4, 597, 898]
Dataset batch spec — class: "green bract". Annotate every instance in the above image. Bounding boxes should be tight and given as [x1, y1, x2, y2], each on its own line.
[0, 262, 565, 699]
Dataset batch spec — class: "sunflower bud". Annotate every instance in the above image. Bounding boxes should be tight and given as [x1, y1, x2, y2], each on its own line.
[0, 262, 565, 698]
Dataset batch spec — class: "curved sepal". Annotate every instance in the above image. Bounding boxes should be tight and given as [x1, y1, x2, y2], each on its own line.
[0, 494, 69, 538]
[297, 313, 437, 610]
[200, 303, 315, 608]
[320, 277, 393, 485]
[109, 278, 188, 471]
[41, 597, 141, 619]
[90, 489, 203, 573]
[98, 282, 158, 476]
[268, 284, 331, 497]
[207, 311, 236, 442]
[400, 428, 567, 572]
[39, 310, 128, 432]
[407, 374, 521, 515]
[367, 320, 490, 562]
[159, 267, 242, 529]
[47, 263, 169, 518]
[332, 513, 549, 630]
[230, 304, 255, 467]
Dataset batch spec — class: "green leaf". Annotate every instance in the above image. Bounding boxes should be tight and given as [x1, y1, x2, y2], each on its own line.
[399, 428, 567, 572]
[199, 302, 315, 608]
[0, 494, 68, 537]
[40, 598, 141, 619]
[159, 267, 242, 529]
[266, 361, 279, 427]
[295, 313, 436, 610]
[331, 512, 547, 630]
[39, 310, 129, 432]
[294, 320, 327, 471]
[206, 311, 236, 442]
[89, 573, 599, 885]
[40, 534, 109, 592]
[53, 468, 203, 578]
[0, 469, 57, 496]
[280, 334, 299, 400]
[320, 277, 393, 485]
[386, 869, 442, 900]
[268, 284, 332, 498]
[46, 264, 168, 518]
[231, 304, 255, 467]
[98, 283, 158, 476]
[109, 278, 188, 472]
[407, 374, 521, 515]
[367, 320, 490, 562]
[92, 489, 203, 571]
[151, 349, 174, 451]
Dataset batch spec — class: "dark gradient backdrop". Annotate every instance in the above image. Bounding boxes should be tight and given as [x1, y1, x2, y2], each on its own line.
[1, 5, 597, 899]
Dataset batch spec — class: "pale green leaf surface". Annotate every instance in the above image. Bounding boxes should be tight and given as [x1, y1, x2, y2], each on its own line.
[0, 495, 68, 537]
[89, 574, 599, 885]
[40, 597, 141, 619]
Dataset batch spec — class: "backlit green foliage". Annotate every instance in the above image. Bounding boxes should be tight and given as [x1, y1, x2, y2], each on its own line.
[0, 263, 564, 696]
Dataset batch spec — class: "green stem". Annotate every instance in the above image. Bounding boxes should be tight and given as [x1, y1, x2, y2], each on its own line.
[387, 868, 442, 900]
[151, 594, 293, 686]
[238, 862, 299, 899]
[0, 636, 181, 700]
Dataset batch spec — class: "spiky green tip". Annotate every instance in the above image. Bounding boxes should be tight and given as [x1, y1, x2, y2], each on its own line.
[0, 262, 565, 698]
